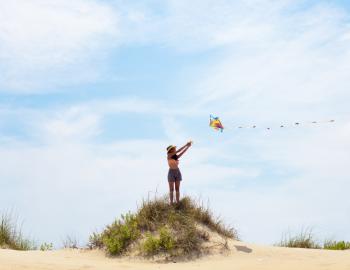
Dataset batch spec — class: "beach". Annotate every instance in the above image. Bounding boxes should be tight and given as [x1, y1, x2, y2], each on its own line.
[1, 241, 349, 270]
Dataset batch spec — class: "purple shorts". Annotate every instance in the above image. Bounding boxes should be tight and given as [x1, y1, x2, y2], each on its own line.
[168, 168, 182, 182]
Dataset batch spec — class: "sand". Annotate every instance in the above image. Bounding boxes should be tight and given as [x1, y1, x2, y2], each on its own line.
[1, 241, 349, 270]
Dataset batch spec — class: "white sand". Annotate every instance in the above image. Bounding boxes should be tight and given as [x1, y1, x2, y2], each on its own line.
[1, 241, 349, 270]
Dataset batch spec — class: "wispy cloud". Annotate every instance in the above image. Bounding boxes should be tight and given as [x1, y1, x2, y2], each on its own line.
[0, 0, 120, 91]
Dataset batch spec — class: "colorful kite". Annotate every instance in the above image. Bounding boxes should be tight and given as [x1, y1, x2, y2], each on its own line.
[209, 115, 224, 132]
[209, 117, 335, 132]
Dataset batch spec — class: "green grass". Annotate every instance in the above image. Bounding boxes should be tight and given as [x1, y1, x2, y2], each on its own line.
[100, 213, 140, 255]
[142, 227, 174, 256]
[277, 229, 320, 249]
[40, 242, 53, 251]
[277, 229, 350, 251]
[89, 195, 237, 258]
[0, 213, 36, 251]
[323, 240, 350, 250]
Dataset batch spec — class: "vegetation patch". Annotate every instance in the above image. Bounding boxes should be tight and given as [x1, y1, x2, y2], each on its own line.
[89, 196, 238, 259]
[323, 240, 350, 250]
[0, 213, 36, 251]
[40, 242, 53, 251]
[142, 227, 174, 256]
[100, 213, 140, 255]
[277, 229, 321, 249]
[277, 229, 350, 251]
[62, 235, 79, 249]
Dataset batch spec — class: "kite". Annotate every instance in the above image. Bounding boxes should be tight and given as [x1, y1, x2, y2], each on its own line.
[209, 117, 335, 132]
[209, 115, 224, 132]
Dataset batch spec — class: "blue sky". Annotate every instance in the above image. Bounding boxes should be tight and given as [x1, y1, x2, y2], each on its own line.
[1, 0, 350, 247]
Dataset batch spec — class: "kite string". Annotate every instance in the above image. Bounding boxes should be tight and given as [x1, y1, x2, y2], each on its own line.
[225, 119, 335, 130]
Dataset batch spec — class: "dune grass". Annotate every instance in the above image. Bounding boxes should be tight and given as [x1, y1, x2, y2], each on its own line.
[62, 235, 79, 249]
[323, 240, 350, 250]
[277, 229, 350, 250]
[0, 213, 36, 250]
[89, 195, 237, 258]
[277, 229, 320, 249]
[40, 242, 53, 251]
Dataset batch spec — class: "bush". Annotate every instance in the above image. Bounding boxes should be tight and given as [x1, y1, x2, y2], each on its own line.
[324, 240, 350, 250]
[102, 213, 140, 255]
[142, 233, 160, 255]
[142, 227, 174, 256]
[159, 227, 174, 251]
[0, 213, 36, 251]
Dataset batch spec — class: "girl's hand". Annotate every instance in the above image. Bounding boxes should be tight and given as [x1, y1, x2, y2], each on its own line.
[187, 141, 193, 147]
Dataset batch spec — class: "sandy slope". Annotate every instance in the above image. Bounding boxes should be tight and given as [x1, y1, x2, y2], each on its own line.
[1, 241, 349, 270]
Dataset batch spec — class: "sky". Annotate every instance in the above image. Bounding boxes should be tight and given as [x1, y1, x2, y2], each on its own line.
[0, 0, 350, 247]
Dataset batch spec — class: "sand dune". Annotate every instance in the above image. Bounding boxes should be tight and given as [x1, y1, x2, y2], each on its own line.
[1, 241, 349, 270]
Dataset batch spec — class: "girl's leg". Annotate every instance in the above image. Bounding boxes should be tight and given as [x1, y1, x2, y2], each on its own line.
[175, 180, 181, 203]
[168, 181, 175, 204]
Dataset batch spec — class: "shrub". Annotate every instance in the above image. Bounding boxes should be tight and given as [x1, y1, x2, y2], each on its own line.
[324, 240, 350, 250]
[159, 227, 174, 251]
[102, 213, 140, 255]
[142, 227, 174, 256]
[142, 233, 160, 255]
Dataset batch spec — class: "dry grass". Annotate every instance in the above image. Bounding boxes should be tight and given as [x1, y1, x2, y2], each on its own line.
[0, 212, 35, 250]
[277, 229, 350, 251]
[62, 235, 79, 249]
[277, 229, 320, 249]
[89, 195, 238, 258]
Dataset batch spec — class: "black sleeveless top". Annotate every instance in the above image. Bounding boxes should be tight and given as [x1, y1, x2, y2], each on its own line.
[171, 154, 179, 160]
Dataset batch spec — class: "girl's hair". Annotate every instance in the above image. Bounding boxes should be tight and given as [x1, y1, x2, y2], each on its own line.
[166, 145, 176, 153]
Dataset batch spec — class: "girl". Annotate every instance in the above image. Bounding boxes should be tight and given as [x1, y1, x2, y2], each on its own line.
[166, 141, 192, 204]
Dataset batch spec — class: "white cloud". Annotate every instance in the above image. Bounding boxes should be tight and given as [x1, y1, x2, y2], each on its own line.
[40, 107, 101, 142]
[188, 4, 350, 110]
[0, 97, 166, 143]
[161, 116, 190, 142]
[0, 0, 120, 91]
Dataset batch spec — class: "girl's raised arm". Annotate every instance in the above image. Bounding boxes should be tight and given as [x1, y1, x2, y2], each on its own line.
[176, 144, 187, 154]
[177, 141, 192, 158]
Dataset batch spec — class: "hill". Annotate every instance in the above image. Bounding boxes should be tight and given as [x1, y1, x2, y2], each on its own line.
[88, 196, 237, 260]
